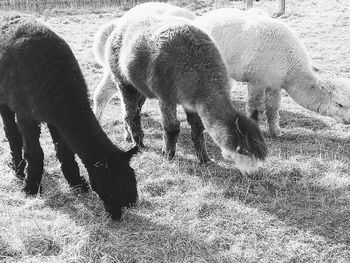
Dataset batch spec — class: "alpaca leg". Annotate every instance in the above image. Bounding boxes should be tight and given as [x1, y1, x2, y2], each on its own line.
[119, 83, 146, 147]
[246, 83, 265, 123]
[17, 117, 43, 195]
[0, 105, 25, 179]
[265, 87, 282, 137]
[184, 109, 211, 164]
[273, 0, 285, 17]
[159, 101, 180, 160]
[47, 124, 89, 192]
[246, 0, 254, 8]
[124, 94, 146, 142]
[93, 72, 119, 122]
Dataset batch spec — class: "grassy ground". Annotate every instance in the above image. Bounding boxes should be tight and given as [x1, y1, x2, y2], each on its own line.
[1, 0, 350, 262]
[0, 0, 148, 12]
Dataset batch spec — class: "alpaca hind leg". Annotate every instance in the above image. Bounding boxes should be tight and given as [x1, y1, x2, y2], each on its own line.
[246, 83, 265, 123]
[48, 124, 89, 192]
[0, 105, 25, 179]
[159, 101, 180, 160]
[93, 72, 119, 122]
[119, 83, 145, 147]
[265, 87, 282, 137]
[17, 117, 43, 195]
[184, 109, 210, 164]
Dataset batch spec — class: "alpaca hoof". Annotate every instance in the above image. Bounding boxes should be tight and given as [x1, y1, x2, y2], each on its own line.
[162, 148, 175, 161]
[267, 125, 282, 138]
[15, 171, 25, 180]
[269, 129, 282, 138]
[70, 177, 89, 193]
[22, 183, 41, 196]
[125, 132, 133, 142]
[200, 158, 213, 166]
[104, 202, 122, 220]
[137, 140, 145, 149]
[7, 160, 26, 180]
[133, 136, 145, 148]
[272, 11, 285, 18]
[198, 155, 212, 165]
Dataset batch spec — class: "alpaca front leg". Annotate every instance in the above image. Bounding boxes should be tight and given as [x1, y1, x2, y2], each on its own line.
[246, 83, 265, 123]
[184, 109, 211, 164]
[265, 87, 282, 137]
[48, 124, 89, 192]
[124, 94, 146, 142]
[272, 0, 286, 17]
[0, 105, 25, 179]
[159, 101, 180, 160]
[93, 71, 119, 122]
[119, 83, 146, 147]
[17, 118, 44, 195]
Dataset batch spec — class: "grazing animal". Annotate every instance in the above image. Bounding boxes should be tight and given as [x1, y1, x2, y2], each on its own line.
[103, 14, 267, 174]
[92, 2, 196, 121]
[195, 8, 350, 137]
[0, 14, 138, 220]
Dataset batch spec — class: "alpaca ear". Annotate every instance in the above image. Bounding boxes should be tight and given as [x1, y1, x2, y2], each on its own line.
[124, 146, 139, 162]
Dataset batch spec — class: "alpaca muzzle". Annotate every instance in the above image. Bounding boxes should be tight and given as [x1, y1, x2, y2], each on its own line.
[222, 148, 261, 175]
[103, 201, 122, 220]
[331, 107, 350, 124]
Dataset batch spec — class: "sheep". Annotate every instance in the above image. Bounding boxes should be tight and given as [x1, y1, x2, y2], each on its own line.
[102, 13, 268, 174]
[92, 2, 197, 122]
[0, 14, 138, 220]
[194, 8, 350, 137]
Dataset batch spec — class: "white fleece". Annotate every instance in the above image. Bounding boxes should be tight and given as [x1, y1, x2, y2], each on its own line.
[194, 8, 350, 135]
[93, 2, 196, 66]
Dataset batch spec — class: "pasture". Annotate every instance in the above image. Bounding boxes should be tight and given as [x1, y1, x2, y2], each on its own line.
[1, 0, 350, 262]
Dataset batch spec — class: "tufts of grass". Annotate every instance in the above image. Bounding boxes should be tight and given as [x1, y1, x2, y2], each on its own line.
[0, 0, 172, 13]
[1, 0, 350, 262]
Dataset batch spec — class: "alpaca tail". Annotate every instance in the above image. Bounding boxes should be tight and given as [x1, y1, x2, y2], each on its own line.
[93, 21, 117, 66]
[93, 71, 119, 122]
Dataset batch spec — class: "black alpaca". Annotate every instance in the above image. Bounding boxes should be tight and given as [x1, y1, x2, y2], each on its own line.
[0, 14, 138, 220]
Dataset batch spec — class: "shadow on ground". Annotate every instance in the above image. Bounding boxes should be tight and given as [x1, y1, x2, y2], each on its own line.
[137, 107, 350, 246]
[25, 102, 350, 256]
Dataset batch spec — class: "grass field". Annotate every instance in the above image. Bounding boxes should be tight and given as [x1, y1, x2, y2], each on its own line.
[1, 0, 350, 262]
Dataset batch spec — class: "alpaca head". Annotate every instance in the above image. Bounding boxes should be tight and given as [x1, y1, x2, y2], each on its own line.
[220, 114, 267, 174]
[89, 146, 139, 220]
[222, 148, 261, 174]
[318, 78, 350, 124]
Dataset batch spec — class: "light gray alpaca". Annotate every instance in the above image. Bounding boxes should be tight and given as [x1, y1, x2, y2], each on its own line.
[92, 2, 196, 121]
[102, 14, 267, 174]
[195, 8, 350, 137]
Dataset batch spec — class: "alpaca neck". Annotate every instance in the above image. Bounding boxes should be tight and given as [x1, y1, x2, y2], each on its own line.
[283, 72, 330, 116]
[55, 105, 117, 166]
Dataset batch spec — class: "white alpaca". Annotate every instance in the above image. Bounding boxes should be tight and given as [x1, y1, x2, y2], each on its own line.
[92, 2, 196, 121]
[195, 8, 350, 136]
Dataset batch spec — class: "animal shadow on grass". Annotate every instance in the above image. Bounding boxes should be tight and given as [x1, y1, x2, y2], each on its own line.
[37, 104, 350, 250]
[140, 108, 350, 246]
[41, 175, 225, 262]
[232, 99, 330, 133]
